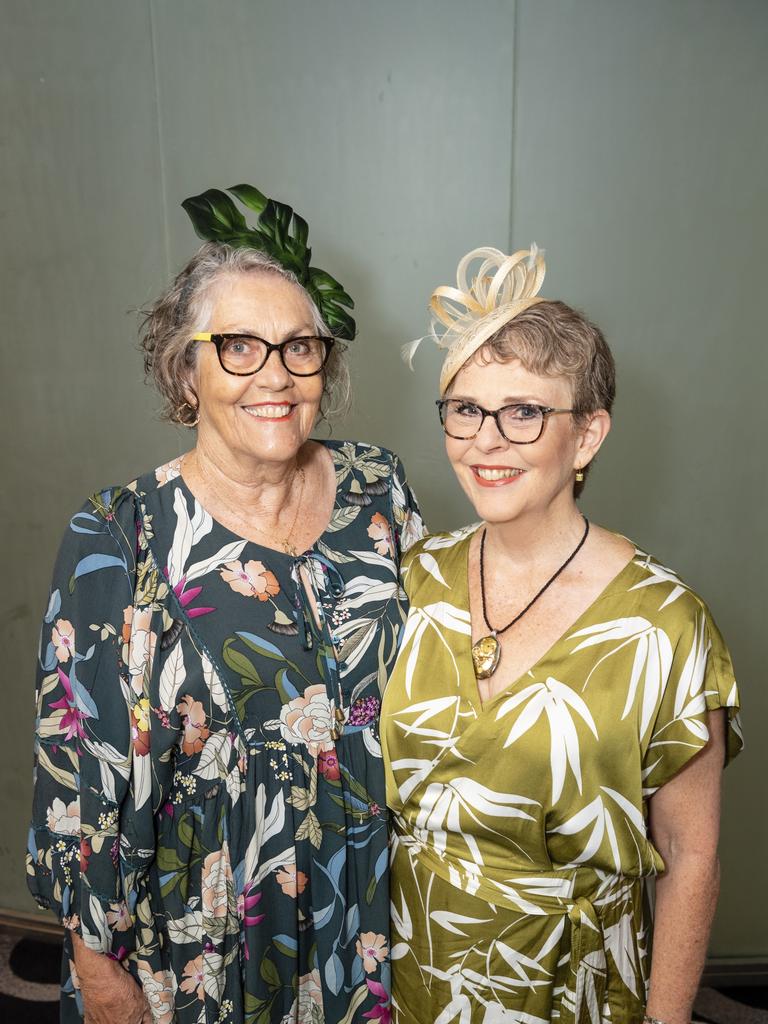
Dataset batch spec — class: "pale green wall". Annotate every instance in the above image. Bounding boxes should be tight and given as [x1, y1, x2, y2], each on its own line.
[1, 0, 764, 958]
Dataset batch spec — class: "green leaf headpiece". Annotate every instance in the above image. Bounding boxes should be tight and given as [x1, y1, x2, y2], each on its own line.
[182, 184, 356, 341]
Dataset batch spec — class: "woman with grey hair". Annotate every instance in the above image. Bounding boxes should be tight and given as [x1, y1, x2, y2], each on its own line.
[383, 246, 741, 1024]
[28, 185, 423, 1023]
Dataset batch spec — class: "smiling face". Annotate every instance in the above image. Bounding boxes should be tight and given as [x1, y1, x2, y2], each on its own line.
[444, 354, 610, 526]
[190, 272, 324, 471]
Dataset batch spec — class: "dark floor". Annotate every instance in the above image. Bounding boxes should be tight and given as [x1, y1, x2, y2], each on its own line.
[0, 925, 766, 1023]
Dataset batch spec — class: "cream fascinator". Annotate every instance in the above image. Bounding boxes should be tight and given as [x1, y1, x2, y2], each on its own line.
[403, 244, 547, 394]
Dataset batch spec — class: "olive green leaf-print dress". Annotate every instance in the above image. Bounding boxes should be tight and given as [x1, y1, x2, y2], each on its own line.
[28, 440, 424, 1024]
[382, 527, 742, 1024]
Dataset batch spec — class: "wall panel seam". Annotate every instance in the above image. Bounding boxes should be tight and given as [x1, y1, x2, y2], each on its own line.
[148, 0, 171, 275]
[508, 0, 519, 251]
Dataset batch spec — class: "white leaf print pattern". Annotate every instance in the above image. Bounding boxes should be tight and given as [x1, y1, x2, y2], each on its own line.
[549, 787, 646, 869]
[185, 538, 248, 583]
[418, 552, 450, 588]
[398, 601, 471, 698]
[496, 678, 598, 803]
[167, 488, 213, 586]
[570, 617, 673, 740]
[159, 642, 185, 713]
[415, 778, 538, 864]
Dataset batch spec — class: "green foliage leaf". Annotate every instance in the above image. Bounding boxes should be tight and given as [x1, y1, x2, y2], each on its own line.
[181, 189, 248, 240]
[181, 183, 356, 340]
[260, 953, 281, 989]
[223, 638, 263, 684]
[227, 183, 268, 214]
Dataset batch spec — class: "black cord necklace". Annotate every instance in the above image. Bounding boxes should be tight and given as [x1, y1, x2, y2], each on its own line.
[471, 516, 590, 680]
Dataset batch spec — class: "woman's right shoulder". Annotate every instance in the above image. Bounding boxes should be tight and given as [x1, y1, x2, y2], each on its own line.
[67, 457, 183, 525]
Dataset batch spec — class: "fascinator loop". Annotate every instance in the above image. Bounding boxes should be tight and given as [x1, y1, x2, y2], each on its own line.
[404, 243, 547, 393]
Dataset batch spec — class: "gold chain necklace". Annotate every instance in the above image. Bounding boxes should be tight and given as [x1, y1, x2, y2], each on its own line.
[248, 466, 306, 556]
[471, 517, 590, 679]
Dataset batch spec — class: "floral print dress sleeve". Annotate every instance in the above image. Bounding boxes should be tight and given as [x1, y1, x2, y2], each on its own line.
[28, 486, 152, 972]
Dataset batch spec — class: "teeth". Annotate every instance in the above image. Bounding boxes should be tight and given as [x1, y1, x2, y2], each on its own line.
[475, 467, 523, 481]
[244, 405, 292, 418]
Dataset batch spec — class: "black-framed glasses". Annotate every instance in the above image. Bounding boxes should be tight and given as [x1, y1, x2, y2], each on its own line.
[192, 333, 335, 377]
[436, 399, 575, 444]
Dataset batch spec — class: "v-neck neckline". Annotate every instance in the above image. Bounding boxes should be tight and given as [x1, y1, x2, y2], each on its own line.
[456, 529, 644, 713]
[172, 439, 342, 560]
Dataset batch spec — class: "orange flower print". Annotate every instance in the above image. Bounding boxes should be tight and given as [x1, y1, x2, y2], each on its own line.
[220, 559, 280, 600]
[52, 619, 76, 663]
[356, 931, 388, 973]
[176, 694, 210, 755]
[275, 863, 309, 898]
[367, 513, 394, 557]
[121, 606, 133, 665]
[179, 955, 205, 1001]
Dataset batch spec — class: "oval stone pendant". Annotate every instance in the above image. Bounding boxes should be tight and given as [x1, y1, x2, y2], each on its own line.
[471, 634, 500, 679]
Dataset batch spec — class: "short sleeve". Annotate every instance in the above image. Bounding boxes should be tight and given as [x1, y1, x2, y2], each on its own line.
[642, 604, 743, 795]
[390, 453, 426, 560]
[27, 487, 142, 955]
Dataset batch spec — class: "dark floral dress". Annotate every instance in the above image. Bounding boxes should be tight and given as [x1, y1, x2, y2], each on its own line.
[28, 440, 424, 1024]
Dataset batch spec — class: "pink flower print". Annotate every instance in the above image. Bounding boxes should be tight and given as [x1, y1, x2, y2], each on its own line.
[179, 955, 205, 1001]
[356, 931, 388, 973]
[49, 667, 90, 741]
[238, 880, 266, 953]
[172, 576, 215, 618]
[51, 619, 75, 663]
[363, 978, 391, 1023]
[176, 694, 210, 755]
[220, 559, 280, 601]
[367, 513, 394, 557]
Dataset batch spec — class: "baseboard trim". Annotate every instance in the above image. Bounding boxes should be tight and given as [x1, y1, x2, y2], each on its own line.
[0, 908, 63, 939]
[702, 960, 768, 986]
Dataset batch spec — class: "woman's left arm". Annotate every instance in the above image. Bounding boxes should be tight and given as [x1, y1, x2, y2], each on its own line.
[645, 708, 726, 1024]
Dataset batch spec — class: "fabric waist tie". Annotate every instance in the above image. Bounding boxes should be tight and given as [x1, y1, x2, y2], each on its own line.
[392, 816, 611, 1024]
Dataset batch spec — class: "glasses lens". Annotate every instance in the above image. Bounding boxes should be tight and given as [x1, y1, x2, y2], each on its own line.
[282, 337, 327, 375]
[442, 400, 483, 438]
[499, 404, 544, 441]
[219, 335, 266, 373]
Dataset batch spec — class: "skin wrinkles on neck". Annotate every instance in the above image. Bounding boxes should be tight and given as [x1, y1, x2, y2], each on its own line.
[183, 440, 306, 528]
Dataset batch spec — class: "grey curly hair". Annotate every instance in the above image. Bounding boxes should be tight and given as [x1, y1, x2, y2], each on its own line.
[140, 242, 350, 426]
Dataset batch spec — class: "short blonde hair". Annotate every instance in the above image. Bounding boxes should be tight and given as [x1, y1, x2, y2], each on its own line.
[140, 242, 350, 426]
[472, 300, 616, 496]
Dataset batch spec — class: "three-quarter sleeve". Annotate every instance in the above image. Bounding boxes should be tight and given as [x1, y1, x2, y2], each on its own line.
[28, 487, 142, 955]
[642, 601, 743, 795]
[390, 454, 426, 559]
